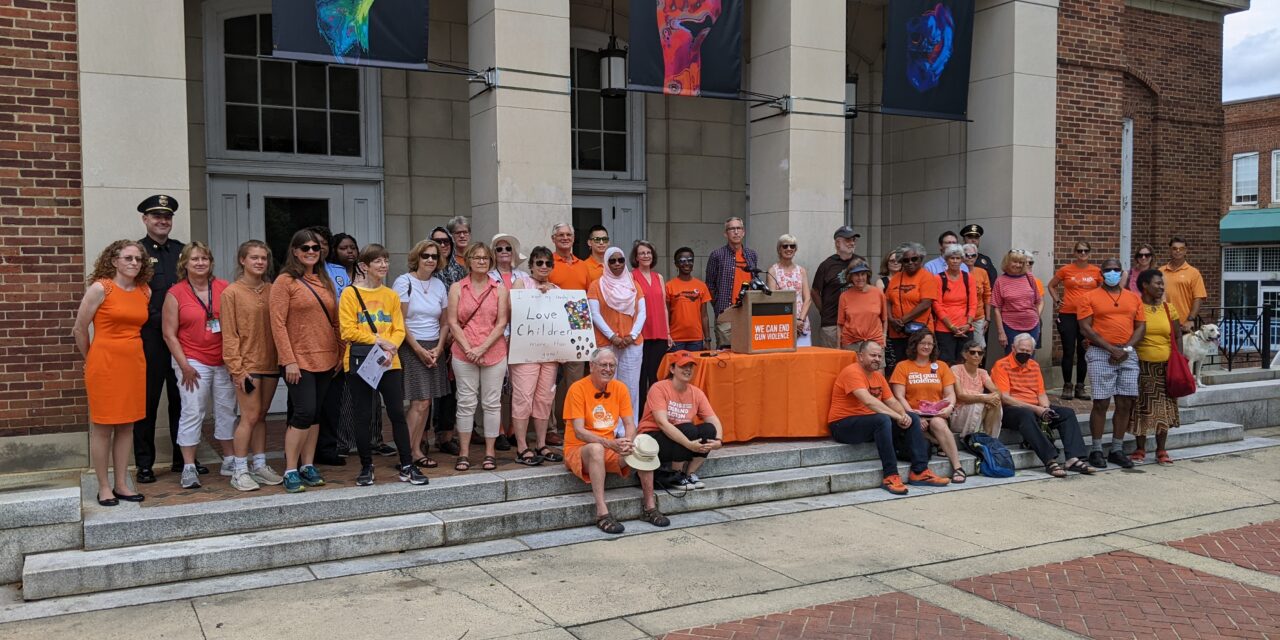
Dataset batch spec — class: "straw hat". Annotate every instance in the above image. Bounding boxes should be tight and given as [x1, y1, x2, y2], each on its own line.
[490, 233, 527, 267]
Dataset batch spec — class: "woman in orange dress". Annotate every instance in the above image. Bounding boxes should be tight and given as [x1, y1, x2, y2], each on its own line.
[73, 240, 153, 506]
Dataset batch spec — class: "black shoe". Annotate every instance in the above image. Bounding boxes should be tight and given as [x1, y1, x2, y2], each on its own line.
[1088, 450, 1107, 469]
[355, 464, 375, 486]
[399, 464, 429, 485]
[373, 443, 398, 457]
[136, 467, 156, 484]
[494, 435, 511, 451]
[113, 490, 145, 502]
[1107, 449, 1135, 469]
[437, 438, 461, 456]
[314, 452, 348, 466]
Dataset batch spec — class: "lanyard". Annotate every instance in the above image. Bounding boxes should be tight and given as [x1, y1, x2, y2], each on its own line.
[189, 281, 214, 320]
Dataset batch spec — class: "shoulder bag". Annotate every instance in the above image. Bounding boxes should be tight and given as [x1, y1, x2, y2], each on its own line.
[1163, 303, 1196, 398]
[347, 286, 383, 371]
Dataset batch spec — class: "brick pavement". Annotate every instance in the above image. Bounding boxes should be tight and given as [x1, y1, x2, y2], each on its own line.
[953, 551, 1280, 639]
[1168, 520, 1280, 577]
[660, 592, 1013, 640]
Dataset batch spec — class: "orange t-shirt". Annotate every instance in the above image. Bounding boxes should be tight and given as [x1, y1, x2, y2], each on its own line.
[828, 363, 892, 422]
[932, 271, 978, 333]
[549, 253, 587, 291]
[729, 249, 750, 306]
[582, 256, 604, 287]
[971, 268, 991, 319]
[889, 359, 955, 409]
[1077, 287, 1146, 346]
[638, 379, 716, 433]
[562, 377, 632, 452]
[666, 277, 712, 342]
[587, 280, 643, 347]
[990, 354, 1047, 405]
[1054, 263, 1103, 314]
[886, 270, 939, 338]
[837, 286, 887, 346]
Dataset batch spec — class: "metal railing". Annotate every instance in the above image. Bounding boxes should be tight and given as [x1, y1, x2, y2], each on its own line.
[1200, 305, 1276, 371]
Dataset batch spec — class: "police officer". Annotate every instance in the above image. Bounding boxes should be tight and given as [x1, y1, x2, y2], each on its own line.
[960, 224, 998, 284]
[134, 195, 206, 483]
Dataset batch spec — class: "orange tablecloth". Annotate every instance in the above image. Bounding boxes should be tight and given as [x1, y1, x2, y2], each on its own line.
[658, 347, 857, 443]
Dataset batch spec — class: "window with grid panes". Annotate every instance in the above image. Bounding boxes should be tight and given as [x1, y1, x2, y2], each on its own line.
[1223, 247, 1259, 272]
[1233, 153, 1259, 205]
[1261, 247, 1280, 272]
[223, 14, 361, 157]
[570, 48, 628, 172]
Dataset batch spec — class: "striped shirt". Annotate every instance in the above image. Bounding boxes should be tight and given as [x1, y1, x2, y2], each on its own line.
[991, 273, 1041, 330]
[990, 354, 1047, 405]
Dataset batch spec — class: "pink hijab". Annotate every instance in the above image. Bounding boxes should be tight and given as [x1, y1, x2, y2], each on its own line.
[598, 247, 637, 314]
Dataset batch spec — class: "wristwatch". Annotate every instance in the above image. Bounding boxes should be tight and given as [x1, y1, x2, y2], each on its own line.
[1122, 346, 1134, 353]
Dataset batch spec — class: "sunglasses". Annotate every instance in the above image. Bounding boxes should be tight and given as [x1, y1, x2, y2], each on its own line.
[1102, 268, 1122, 274]
[531, 259, 553, 268]
[967, 349, 985, 355]
[420, 253, 439, 260]
[964, 254, 977, 259]
[676, 257, 695, 264]
[432, 237, 452, 245]
[901, 256, 922, 264]
[589, 236, 610, 244]
[1136, 252, 1153, 259]
[1076, 248, 1091, 254]
[780, 244, 797, 250]
[117, 255, 144, 263]
[298, 244, 322, 253]
[494, 246, 513, 253]
[594, 391, 612, 399]
[608, 257, 626, 265]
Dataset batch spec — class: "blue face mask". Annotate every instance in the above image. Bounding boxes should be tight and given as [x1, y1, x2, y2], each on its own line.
[1102, 271, 1122, 287]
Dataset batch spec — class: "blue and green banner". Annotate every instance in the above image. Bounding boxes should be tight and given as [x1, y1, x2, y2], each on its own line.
[882, 0, 975, 120]
[272, 0, 430, 70]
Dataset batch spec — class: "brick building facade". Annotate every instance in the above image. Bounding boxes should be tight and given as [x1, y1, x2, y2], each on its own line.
[1223, 94, 1280, 210]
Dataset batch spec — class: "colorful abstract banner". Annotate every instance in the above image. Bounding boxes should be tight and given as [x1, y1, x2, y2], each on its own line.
[882, 0, 975, 121]
[271, 0, 429, 70]
[629, 0, 743, 99]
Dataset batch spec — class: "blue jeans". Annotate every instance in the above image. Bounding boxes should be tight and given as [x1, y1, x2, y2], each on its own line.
[670, 341, 707, 352]
[828, 412, 929, 478]
[1001, 322, 1041, 354]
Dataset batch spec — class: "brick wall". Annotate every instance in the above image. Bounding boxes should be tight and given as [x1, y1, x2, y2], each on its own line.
[0, 0, 84, 435]
[1055, 0, 1225, 311]
[1223, 96, 1280, 210]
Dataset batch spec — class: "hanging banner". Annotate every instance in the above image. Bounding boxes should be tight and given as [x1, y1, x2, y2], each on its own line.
[271, 0, 430, 70]
[508, 289, 596, 365]
[882, 0, 975, 121]
[629, 0, 743, 99]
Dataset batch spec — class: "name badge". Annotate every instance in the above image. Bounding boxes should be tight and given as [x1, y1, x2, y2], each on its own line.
[207, 319, 221, 334]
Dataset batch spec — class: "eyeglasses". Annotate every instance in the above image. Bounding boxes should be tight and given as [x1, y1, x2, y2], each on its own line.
[470, 255, 491, 262]
[298, 244, 322, 253]
[608, 257, 626, 265]
[1136, 252, 1153, 259]
[780, 244, 797, 250]
[420, 253, 439, 260]
[964, 254, 977, 259]
[553, 232, 574, 239]
[726, 226, 744, 232]
[494, 246, 513, 254]
[531, 259, 553, 268]
[117, 255, 144, 263]
[676, 257, 695, 264]
[901, 256, 922, 264]
[589, 236, 610, 244]
[1075, 248, 1091, 254]
[966, 349, 985, 355]
[454, 229, 470, 237]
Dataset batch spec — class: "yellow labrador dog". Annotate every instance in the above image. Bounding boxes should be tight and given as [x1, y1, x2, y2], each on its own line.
[1181, 324, 1219, 385]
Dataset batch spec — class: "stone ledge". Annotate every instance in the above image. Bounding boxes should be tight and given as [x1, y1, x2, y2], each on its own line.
[0, 488, 80, 531]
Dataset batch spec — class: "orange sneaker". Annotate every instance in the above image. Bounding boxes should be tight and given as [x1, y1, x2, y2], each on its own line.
[908, 468, 951, 487]
[882, 474, 908, 495]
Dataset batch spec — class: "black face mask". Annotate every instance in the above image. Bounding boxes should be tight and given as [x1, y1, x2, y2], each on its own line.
[1014, 352, 1032, 365]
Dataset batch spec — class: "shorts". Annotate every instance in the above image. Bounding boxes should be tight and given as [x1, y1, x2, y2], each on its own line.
[564, 445, 631, 484]
[1086, 346, 1138, 399]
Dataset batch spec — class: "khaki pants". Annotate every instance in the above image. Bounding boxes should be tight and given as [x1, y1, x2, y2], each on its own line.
[715, 321, 733, 349]
[817, 325, 841, 349]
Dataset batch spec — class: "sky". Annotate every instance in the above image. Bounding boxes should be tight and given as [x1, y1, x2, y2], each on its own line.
[1222, 0, 1280, 101]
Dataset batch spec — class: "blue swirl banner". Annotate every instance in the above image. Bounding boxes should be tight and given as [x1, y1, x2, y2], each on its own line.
[882, 0, 975, 120]
[272, 0, 429, 70]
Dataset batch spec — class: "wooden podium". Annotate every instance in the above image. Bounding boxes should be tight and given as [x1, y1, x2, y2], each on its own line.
[717, 290, 797, 354]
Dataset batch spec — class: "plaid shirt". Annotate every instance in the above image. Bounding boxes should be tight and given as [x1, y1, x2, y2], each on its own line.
[705, 244, 759, 317]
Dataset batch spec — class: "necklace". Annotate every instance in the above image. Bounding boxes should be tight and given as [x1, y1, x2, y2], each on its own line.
[1104, 287, 1123, 307]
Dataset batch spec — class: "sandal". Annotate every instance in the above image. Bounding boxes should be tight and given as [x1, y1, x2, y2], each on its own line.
[536, 446, 564, 463]
[414, 456, 439, 469]
[514, 448, 542, 466]
[1129, 448, 1147, 463]
[1045, 461, 1067, 478]
[1156, 450, 1174, 465]
[596, 513, 624, 534]
[454, 457, 470, 472]
[950, 467, 967, 484]
[482, 455, 497, 471]
[1065, 459, 1097, 475]
[641, 507, 670, 527]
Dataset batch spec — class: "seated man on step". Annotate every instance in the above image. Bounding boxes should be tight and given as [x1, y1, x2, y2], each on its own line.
[827, 341, 951, 495]
[563, 348, 670, 535]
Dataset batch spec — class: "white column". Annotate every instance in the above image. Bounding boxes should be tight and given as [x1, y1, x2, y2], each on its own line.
[467, 0, 573, 244]
[78, 0, 191, 262]
[746, 0, 847, 274]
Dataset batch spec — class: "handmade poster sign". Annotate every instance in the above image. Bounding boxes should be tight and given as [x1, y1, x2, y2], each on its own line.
[508, 289, 595, 364]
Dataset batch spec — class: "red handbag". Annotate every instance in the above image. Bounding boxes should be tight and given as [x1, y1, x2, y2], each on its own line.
[1163, 303, 1196, 398]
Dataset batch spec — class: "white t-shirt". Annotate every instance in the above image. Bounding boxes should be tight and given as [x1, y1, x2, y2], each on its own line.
[392, 273, 448, 341]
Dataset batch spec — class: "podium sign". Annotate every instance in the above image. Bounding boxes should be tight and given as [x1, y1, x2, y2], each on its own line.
[720, 290, 797, 354]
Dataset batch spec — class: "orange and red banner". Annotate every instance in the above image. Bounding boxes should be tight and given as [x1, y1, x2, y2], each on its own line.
[629, 0, 742, 99]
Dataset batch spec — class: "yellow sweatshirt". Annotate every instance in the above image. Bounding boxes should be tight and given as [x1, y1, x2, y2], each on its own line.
[339, 284, 406, 372]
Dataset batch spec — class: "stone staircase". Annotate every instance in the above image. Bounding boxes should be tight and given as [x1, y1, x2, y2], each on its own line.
[16, 418, 1248, 601]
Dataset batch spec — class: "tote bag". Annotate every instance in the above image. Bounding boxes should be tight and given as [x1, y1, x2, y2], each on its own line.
[1164, 303, 1196, 398]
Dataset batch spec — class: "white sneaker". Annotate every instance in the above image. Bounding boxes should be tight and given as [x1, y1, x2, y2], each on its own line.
[687, 473, 705, 489]
[250, 464, 284, 486]
[180, 467, 201, 489]
[220, 459, 235, 476]
[230, 471, 260, 492]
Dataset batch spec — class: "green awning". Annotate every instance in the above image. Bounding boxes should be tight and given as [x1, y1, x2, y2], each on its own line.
[1221, 208, 1280, 244]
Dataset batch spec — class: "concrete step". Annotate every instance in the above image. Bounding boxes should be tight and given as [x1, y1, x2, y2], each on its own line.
[22, 420, 1242, 600]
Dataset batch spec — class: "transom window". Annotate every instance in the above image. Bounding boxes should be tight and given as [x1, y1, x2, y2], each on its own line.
[570, 48, 628, 173]
[222, 13, 361, 157]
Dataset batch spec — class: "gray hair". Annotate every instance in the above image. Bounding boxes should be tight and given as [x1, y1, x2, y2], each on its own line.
[724, 216, 744, 230]
[897, 241, 926, 258]
[447, 216, 470, 234]
[943, 244, 964, 259]
[589, 348, 617, 365]
[962, 243, 978, 256]
[1012, 333, 1037, 349]
[551, 222, 573, 236]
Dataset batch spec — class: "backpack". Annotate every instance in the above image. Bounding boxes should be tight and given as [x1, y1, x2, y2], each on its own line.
[962, 432, 1015, 478]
